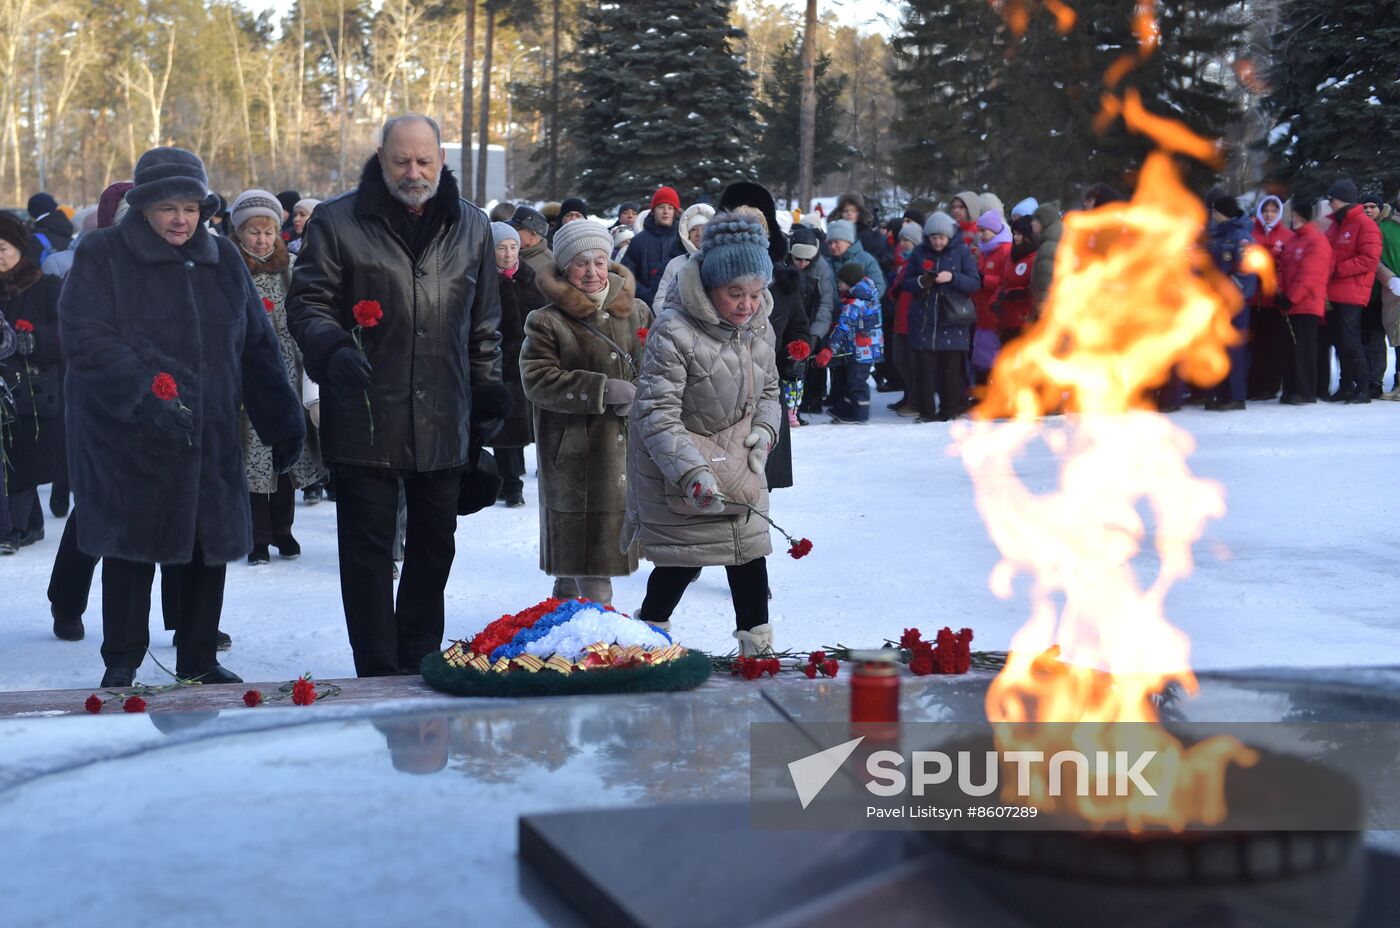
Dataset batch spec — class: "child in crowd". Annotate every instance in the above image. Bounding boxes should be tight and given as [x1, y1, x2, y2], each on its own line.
[826, 263, 885, 424]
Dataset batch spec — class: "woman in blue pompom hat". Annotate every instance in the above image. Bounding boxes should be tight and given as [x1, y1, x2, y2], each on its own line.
[623, 208, 783, 656]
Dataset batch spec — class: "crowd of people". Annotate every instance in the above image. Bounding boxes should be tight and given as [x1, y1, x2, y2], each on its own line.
[3, 110, 1398, 687]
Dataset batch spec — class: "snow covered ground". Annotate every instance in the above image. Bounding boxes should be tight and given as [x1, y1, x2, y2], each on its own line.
[2, 399, 1399, 692]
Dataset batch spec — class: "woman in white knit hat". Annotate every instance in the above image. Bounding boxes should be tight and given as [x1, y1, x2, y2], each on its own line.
[229, 189, 326, 565]
[287, 198, 321, 255]
[520, 219, 651, 606]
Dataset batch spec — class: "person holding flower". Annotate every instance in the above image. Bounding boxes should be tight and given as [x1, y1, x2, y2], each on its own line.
[229, 189, 327, 565]
[623, 209, 782, 656]
[287, 114, 506, 677]
[0, 211, 66, 554]
[521, 219, 651, 606]
[60, 146, 306, 688]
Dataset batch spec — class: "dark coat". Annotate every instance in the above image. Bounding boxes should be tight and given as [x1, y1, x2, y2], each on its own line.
[621, 211, 684, 307]
[765, 263, 810, 491]
[521, 262, 650, 578]
[496, 262, 548, 448]
[25, 212, 73, 265]
[1207, 214, 1259, 302]
[0, 264, 66, 492]
[287, 157, 504, 471]
[59, 212, 305, 565]
[900, 237, 980, 352]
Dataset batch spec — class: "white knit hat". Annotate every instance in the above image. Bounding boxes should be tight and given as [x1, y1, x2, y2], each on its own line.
[552, 219, 614, 271]
[230, 189, 283, 231]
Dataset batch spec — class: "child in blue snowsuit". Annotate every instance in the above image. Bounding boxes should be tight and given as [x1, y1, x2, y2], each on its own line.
[827, 263, 885, 423]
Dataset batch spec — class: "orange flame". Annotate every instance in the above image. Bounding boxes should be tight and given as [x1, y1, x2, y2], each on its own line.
[966, 0, 1262, 830]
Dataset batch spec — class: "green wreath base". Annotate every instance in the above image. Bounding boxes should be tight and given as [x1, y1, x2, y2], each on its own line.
[419, 649, 713, 698]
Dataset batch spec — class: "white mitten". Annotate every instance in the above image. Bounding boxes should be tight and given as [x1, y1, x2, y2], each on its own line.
[743, 429, 772, 474]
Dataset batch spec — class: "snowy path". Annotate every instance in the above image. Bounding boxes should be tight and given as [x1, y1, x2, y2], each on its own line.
[2, 400, 1398, 691]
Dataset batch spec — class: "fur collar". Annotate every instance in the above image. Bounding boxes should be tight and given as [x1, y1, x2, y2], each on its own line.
[353, 154, 463, 224]
[535, 261, 638, 320]
[240, 235, 291, 277]
[117, 209, 220, 265]
[0, 257, 42, 301]
[674, 255, 772, 332]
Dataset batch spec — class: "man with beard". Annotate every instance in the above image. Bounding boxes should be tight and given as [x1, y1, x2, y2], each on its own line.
[288, 114, 506, 676]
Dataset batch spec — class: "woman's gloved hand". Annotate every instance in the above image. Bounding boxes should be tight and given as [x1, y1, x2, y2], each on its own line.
[743, 429, 771, 474]
[684, 469, 720, 513]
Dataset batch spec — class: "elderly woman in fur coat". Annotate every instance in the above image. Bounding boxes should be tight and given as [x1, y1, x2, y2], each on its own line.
[229, 189, 327, 565]
[520, 219, 651, 606]
[60, 148, 305, 688]
[623, 209, 782, 656]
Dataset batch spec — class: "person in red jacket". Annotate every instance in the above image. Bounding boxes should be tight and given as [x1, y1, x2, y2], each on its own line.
[1278, 199, 1333, 404]
[996, 216, 1038, 341]
[1248, 195, 1294, 400]
[1322, 178, 1383, 403]
[972, 210, 1012, 384]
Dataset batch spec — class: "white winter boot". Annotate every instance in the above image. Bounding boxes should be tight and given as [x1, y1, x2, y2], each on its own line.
[643, 619, 672, 635]
[734, 623, 774, 657]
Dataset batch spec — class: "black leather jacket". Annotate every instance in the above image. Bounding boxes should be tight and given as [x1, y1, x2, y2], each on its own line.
[288, 157, 503, 471]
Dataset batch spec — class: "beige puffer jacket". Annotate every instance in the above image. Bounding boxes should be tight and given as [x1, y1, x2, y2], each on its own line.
[622, 256, 782, 568]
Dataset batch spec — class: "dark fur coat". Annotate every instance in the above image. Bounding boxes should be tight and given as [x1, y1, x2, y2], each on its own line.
[59, 212, 305, 564]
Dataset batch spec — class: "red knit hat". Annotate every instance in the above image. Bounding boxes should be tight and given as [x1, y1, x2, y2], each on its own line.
[651, 186, 681, 211]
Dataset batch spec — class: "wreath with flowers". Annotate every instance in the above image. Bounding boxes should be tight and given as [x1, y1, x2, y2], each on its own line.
[420, 598, 712, 697]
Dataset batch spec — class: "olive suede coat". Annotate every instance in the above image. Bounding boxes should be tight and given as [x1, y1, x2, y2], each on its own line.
[59, 212, 304, 564]
[623, 257, 782, 568]
[521, 262, 651, 578]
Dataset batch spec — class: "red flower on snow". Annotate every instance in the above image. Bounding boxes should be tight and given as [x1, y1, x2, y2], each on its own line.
[151, 372, 180, 402]
[821, 660, 839, 678]
[123, 695, 147, 713]
[801, 663, 818, 679]
[84, 694, 103, 714]
[291, 676, 317, 706]
[785, 339, 811, 361]
[909, 652, 934, 676]
[242, 690, 263, 707]
[788, 538, 813, 560]
[352, 299, 383, 329]
[636, 327, 649, 343]
[809, 651, 827, 665]
[13, 318, 33, 333]
[262, 297, 275, 314]
[899, 628, 924, 650]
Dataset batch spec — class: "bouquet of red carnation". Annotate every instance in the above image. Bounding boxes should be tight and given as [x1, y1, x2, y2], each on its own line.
[11, 319, 38, 439]
[350, 300, 382, 444]
[151, 372, 193, 445]
[786, 339, 811, 362]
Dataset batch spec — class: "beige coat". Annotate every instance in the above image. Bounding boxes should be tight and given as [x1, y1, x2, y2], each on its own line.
[623, 257, 782, 568]
[521, 262, 651, 578]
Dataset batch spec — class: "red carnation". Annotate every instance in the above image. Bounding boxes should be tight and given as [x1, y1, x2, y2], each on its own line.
[151, 372, 179, 402]
[809, 650, 827, 665]
[786, 339, 811, 361]
[636, 327, 649, 343]
[910, 653, 934, 676]
[242, 690, 263, 707]
[899, 628, 924, 649]
[822, 659, 839, 678]
[739, 658, 764, 681]
[84, 694, 103, 714]
[801, 663, 817, 679]
[291, 676, 317, 706]
[788, 538, 813, 559]
[922, 260, 934, 271]
[352, 299, 383, 329]
[123, 695, 147, 713]
[262, 297, 275, 314]
[13, 318, 33, 333]
[281, 231, 292, 241]
[764, 658, 780, 677]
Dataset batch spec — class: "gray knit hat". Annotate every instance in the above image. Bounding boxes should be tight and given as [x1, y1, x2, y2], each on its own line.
[126, 147, 212, 211]
[230, 189, 283, 231]
[491, 221, 520, 247]
[552, 218, 613, 271]
[923, 211, 957, 239]
[699, 210, 773, 289]
[826, 219, 856, 244]
[898, 220, 923, 245]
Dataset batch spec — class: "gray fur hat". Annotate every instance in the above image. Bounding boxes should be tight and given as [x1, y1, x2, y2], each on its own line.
[126, 147, 212, 212]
